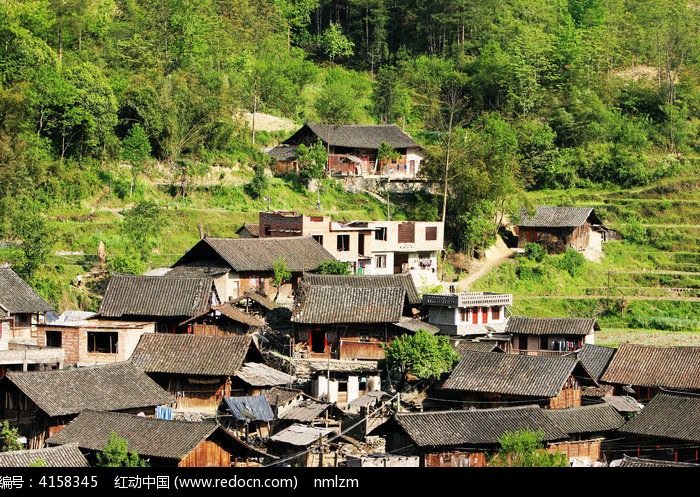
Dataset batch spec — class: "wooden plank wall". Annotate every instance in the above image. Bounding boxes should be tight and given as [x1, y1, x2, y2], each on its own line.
[178, 441, 231, 467]
[424, 451, 487, 467]
[547, 439, 601, 462]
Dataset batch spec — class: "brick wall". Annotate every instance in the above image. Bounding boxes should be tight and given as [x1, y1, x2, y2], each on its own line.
[259, 212, 303, 237]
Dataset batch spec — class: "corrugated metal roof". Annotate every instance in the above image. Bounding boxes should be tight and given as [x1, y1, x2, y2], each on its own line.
[222, 395, 274, 422]
[235, 362, 294, 387]
[130, 334, 257, 376]
[543, 403, 626, 434]
[288, 122, 421, 150]
[174, 237, 336, 273]
[0, 267, 54, 314]
[46, 410, 225, 460]
[347, 390, 389, 408]
[303, 272, 421, 305]
[392, 317, 440, 334]
[517, 206, 598, 228]
[573, 344, 616, 380]
[291, 284, 404, 324]
[600, 343, 700, 389]
[395, 406, 568, 447]
[5, 362, 173, 417]
[269, 423, 333, 446]
[442, 350, 578, 398]
[505, 316, 599, 336]
[0, 444, 88, 467]
[618, 391, 700, 442]
[99, 274, 215, 318]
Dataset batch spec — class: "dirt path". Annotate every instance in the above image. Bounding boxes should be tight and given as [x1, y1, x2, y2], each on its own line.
[459, 236, 515, 290]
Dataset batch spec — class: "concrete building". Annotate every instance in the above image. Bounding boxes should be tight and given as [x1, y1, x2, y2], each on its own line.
[422, 292, 513, 336]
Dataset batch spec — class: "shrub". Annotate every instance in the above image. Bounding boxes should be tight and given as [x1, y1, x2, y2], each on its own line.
[523, 242, 546, 262]
[555, 249, 585, 277]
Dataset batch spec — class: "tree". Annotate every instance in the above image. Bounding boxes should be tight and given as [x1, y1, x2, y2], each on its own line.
[375, 141, 400, 174]
[382, 329, 460, 391]
[320, 23, 354, 64]
[0, 421, 22, 452]
[8, 197, 55, 280]
[488, 429, 568, 467]
[121, 123, 152, 198]
[120, 201, 165, 264]
[95, 432, 146, 467]
[316, 260, 351, 274]
[245, 163, 270, 199]
[272, 258, 292, 301]
[295, 140, 328, 180]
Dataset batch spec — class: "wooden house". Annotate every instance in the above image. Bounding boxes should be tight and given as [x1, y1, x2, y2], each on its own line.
[437, 349, 592, 409]
[0, 266, 55, 343]
[381, 406, 568, 467]
[599, 343, 700, 403]
[45, 410, 244, 467]
[269, 122, 424, 178]
[505, 316, 599, 356]
[229, 290, 278, 321]
[290, 283, 408, 361]
[515, 206, 614, 255]
[170, 236, 337, 302]
[178, 302, 269, 336]
[0, 361, 173, 449]
[616, 391, 700, 464]
[422, 292, 512, 336]
[129, 333, 292, 410]
[0, 443, 89, 467]
[37, 317, 155, 367]
[98, 274, 220, 333]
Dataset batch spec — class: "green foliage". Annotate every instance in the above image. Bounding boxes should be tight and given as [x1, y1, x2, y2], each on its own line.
[245, 164, 270, 199]
[555, 248, 586, 277]
[106, 251, 147, 275]
[120, 201, 165, 263]
[319, 23, 354, 63]
[28, 459, 45, 467]
[316, 260, 351, 275]
[376, 141, 400, 166]
[296, 140, 327, 180]
[0, 421, 22, 452]
[95, 432, 146, 467]
[523, 242, 547, 263]
[382, 330, 460, 389]
[272, 258, 292, 287]
[489, 429, 568, 467]
[7, 197, 55, 279]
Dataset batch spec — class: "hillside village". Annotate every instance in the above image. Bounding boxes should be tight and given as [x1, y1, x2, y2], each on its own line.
[1, 162, 698, 469]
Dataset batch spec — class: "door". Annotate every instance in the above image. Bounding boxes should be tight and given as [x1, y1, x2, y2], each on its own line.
[358, 233, 365, 256]
[472, 307, 478, 324]
[482, 307, 489, 323]
[311, 329, 326, 353]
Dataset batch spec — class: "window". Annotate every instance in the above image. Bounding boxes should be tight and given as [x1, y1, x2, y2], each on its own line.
[492, 307, 500, 320]
[374, 227, 387, 241]
[45, 330, 62, 347]
[398, 222, 415, 243]
[337, 234, 350, 251]
[540, 336, 548, 350]
[459, 308, 469, 322]
[312, 234, 324, 246]
[87, 332, 118, 354]
[263, 224, 272, 236]
[375, 255, 386, 268]
[425, 226, 437, 241]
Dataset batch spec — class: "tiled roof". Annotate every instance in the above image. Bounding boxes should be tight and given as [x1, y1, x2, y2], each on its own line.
[291, 122, 421, 150]
[235, 362, 294, 387]
[442, 350, 579, 398]
[46, 410, 227, 460]
[517, 206, 598, 228]
[615, 455, 700, 467]
[453, 341, 503, 354]
[210, 303, 268, 327]
[278, 399, 331, 422]
[573, 344, 616, 380]
[394, 406, 568, 447]
[229, 291, 277, 311]
[266, 145, 298, 161]
[164, 262, 230, 278]
[392, 316, 440, 334]
[303, 272, 421, 305]
[0, 444, 88, 467]
[618, 391, 700, 442]
[5, 362, 173, 417]
[222, 395, 275, 422]
[99, 274, 215, 318]
[0, 267, 54, 313]
[174, 237, 336, 272]
[130, 334, 257, 376]
[291, 284, 405, 324]
[543, 403, 626, 434]
[600, 343, 700, 389]
[265, 387, 303, 408]
[505, 316, 599, 336]
[581, 385, 615, 398]
[602, 395, 643, 413]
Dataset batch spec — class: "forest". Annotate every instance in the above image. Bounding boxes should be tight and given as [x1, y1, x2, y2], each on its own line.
[0, 1, 699, 317]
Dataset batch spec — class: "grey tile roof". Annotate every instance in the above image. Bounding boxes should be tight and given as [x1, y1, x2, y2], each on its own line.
[453, 341, 503, 354]
[229, 290, 277, 311]
[393, 316, 440, 334]
[0, 444, 89, 467]
[266, 144, 298, 161]
[5, 362, 173, 417]
[505, 316, 599, 336]
[303, 272, 421, 305]
[269, 423, 333, 446]
[222, 395, 275, 422]
[46, 410, 227, 460]
[99, 274, 215, 318]
[600, 343, 700, 389]
[164, 262, 230, 278]
[130, 333, 257, 376]
[602, 395, 643, 413]
[442, 350, 579, 398]
[615, 455, 700, 467]
[0, 267, 54, 313]
[581, 385, 615, 398]
[292, 122, 421, 150]
[180, 302, 267, 327]
[573, 344, 616, 380]
[175, 237, 336, 272]
[618, 391, 700, 442]
[347, 390, 389, 408]
[278, 399, 331, 422]
[543, 403, 626, 434]
[394, 406, 568, 447]
[517, 206, 599, 228]
[291, 284, 405, 324]
[235, 362, 294, 387]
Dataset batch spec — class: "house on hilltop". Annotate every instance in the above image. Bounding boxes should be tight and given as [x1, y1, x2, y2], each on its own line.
[269, 122, 424, 178]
